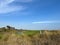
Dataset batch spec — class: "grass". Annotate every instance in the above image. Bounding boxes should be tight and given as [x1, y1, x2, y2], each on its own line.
[0, 32, 4, 39]
[0, 27, 60, 45]
[23, 30, 40, 36]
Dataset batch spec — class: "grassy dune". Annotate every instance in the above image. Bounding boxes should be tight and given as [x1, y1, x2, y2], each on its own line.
[0, 27, 60, 45]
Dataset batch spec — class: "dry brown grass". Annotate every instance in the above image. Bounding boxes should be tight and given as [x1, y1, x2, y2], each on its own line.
[0, 29, 60, 45]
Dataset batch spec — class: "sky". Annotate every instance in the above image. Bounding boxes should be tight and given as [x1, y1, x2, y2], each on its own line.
[0, 0, 60, 30]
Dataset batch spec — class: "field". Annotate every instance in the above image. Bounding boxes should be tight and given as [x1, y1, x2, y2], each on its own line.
[0, 27, 60, 45]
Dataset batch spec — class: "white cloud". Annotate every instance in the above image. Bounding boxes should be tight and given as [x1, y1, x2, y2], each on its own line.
[15, 0, 32, 2]
[0, 6, 25, 13]
[0, 0, 32, 14]
[32, 21, 60, 24]
[0, 0, 14, 7]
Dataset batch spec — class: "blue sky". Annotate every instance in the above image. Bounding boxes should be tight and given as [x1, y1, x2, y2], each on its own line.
[0, 0, 60, 30]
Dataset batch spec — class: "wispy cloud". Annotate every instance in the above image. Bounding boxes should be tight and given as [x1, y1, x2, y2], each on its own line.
[32, 21, 60, 24]
[0, 0, 32, 14]
[15, 0, 32, 2]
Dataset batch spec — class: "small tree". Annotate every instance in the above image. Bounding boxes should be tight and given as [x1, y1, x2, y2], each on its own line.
[6, 25, 11, 30]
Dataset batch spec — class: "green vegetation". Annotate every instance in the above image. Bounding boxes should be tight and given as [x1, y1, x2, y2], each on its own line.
[0, 33, 3, 39]
[24, 30, 40, 35]
[0, 26, 60, 45]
